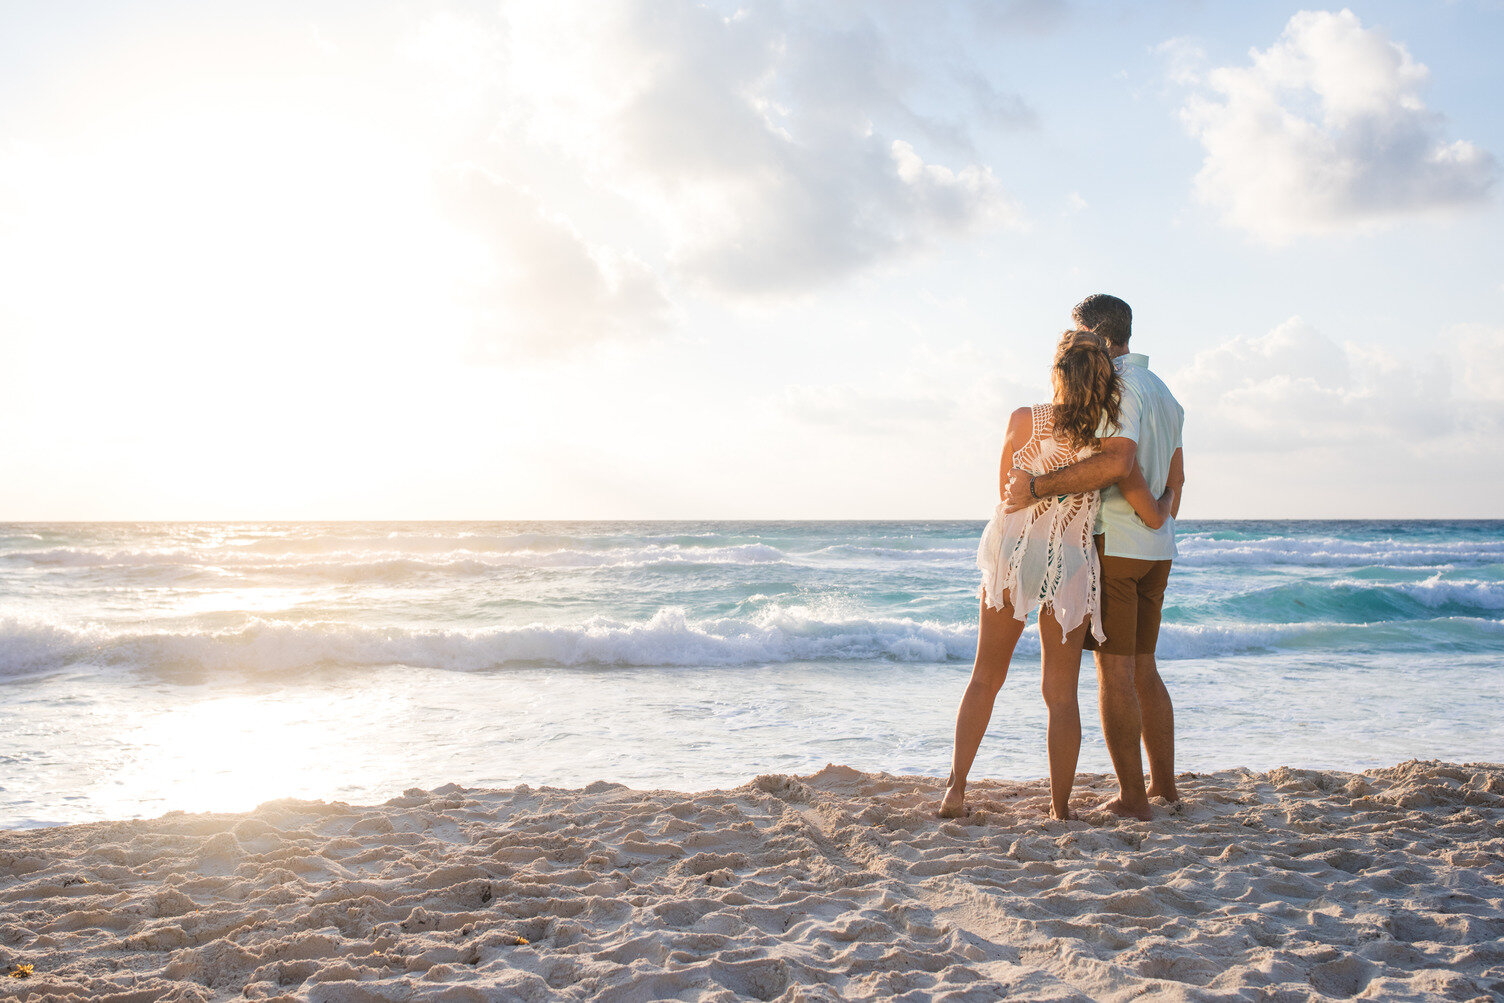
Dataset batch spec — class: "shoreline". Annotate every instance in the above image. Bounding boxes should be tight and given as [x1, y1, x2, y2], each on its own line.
[2, 761, 1501, 1001]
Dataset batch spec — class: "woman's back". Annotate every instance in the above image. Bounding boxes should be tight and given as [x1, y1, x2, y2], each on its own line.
[977, 403, 1104, 643]
[1012, 403, 1077, 477]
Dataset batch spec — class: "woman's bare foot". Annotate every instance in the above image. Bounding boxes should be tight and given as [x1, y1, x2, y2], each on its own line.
[1099, 796, 1152, 821]
[1147, 783, 1181, 803]
[937, 772, 967, 818]
[937, 796, 969, 819]
[1049, 804, 1073, 821]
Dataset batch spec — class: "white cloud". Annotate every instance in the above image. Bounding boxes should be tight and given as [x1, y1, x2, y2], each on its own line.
[770, 322, 1504, 518]
[473, 0, 1020, 298]
[788, 317, 1497, 469]
[779, 344, 1038, 439]
[1166, 317, 1504, 516]
[953, 68, 1038, 134]
[970, 0, 1071, 35]
[1172, 317, 1500, 452]
[1455, 324, 1504, 402]
[443, 168, 675, 359]
[1156, 36, 1207, 87]
[1176, 9, 1496, 241]
[769, 342, 1045, 514]
[781, 384, 955, 435]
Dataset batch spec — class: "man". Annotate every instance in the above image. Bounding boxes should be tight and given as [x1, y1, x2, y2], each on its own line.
[1003, 294, 1184, 820]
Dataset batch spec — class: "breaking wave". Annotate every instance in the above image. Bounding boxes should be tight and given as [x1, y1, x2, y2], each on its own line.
[1175, 535, 1504, 568]
[5, 609, 1501, 679]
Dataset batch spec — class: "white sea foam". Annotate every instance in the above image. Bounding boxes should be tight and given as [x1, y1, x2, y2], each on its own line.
[6, 520, 1503, 834]
[1201, 576, 1504, 618]
[1332, 576, 1504, 610]
[2, 547, 208, 567]
[0, 609, 975, 677]
[267, 531, 596, 554]
[1176, 535, 1504, 567]
[807, 545, 975, 562]
[0, 542, 794, 575]
[18, 534, 1501, 578]
[5, 610, 1500, 678]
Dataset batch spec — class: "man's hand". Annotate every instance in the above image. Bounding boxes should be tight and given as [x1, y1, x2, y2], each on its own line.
[1002, 467, 1036, 513]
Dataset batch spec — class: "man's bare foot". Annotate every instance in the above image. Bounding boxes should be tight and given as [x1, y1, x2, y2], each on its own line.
[1099, 796, 1152, 821]
[1147, 784, 1180, 803]
[1049, 805, 1073, 821]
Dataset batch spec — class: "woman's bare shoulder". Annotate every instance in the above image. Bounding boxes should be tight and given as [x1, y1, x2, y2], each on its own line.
[1002, 406, 1035, 455]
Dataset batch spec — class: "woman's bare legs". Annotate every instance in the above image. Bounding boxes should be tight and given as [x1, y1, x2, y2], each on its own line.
[940, 594, 1027, 818]
[1038, 612, 1088, 820]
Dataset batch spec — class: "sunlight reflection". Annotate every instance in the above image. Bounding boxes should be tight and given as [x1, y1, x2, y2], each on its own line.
[167, 587, 323, 616]
[103, 692, 367, 817]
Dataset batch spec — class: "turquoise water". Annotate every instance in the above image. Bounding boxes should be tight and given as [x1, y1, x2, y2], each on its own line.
[1, 520, 1501, 827]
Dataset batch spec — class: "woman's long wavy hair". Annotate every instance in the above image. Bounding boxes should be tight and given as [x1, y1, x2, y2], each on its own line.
[1051, 329, 1121, 452]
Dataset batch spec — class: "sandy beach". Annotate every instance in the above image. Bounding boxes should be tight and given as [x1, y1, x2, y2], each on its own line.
[0, 761, 1499, 1001]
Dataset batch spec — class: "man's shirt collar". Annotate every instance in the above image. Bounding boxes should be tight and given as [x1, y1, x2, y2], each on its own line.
[1117, 352, 1149, 369]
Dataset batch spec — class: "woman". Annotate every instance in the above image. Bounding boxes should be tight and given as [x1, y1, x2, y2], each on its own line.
[939, 330, 1179, 821]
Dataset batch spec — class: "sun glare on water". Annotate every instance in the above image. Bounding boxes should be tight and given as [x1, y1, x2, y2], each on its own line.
[102, 691, 377, 818]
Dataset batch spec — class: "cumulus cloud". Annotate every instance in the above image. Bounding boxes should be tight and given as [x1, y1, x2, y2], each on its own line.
[1171, 317, 1500, 453]
[1455, 324, 1504, 402]
[1176, 9, 1496, 241]
[483, 0, 1020, 297]
[771, 321, 1504, 516]
[1166, 317, 1504, 514]
[791, 319, 1496, 459]
[443, 168, 674, 358]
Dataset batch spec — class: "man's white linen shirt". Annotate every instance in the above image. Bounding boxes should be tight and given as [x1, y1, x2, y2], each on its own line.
[1095, 353, 1185, 560]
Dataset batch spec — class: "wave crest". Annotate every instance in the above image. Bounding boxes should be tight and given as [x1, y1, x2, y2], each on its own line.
[5, 608, 1501, 679]
[1176, 535, 1504, 568]
[0, 608, 975, 677]
[0, 542, 793, 578]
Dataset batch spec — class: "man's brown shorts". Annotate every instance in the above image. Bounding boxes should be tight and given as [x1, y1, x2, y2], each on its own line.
[1083, 535, 1173, 656]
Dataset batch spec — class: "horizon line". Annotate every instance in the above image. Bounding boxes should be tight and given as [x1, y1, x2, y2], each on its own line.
[3, 516, 1502, 524]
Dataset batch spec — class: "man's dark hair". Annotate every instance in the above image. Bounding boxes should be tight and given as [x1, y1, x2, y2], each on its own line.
[1071, 294, 1132, 348]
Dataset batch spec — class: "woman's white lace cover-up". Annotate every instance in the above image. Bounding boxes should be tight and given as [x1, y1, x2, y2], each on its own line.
[976, 403, 1105, 643]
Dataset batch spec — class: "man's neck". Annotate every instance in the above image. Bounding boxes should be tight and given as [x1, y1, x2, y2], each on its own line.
[1108, 343, 1130, 359]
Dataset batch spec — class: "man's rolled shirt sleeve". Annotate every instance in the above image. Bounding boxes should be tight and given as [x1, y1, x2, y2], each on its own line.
[1098, 353, 1182, 559]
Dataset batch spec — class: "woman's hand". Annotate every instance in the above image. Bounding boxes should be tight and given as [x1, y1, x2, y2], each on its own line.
[1117, 462, 1170, 529]
[997, 407, 1034, 504]
[1165, 448, 1185, 520]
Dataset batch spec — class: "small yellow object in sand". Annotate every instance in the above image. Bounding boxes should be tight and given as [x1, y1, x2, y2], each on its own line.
[5, 964, 33, 979]
[512, 937, 529, 946]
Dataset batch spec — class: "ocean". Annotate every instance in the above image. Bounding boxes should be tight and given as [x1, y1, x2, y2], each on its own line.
[2, 520, 1501, 829]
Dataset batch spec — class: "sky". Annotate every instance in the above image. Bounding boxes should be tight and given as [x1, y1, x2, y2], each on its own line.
[1, 0, 1501, 519]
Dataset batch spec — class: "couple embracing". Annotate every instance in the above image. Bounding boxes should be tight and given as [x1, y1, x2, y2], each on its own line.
[941, 294, 1185, 822]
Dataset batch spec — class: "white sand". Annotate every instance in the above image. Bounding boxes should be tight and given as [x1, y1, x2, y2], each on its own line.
[1, 760, 1501, 1001]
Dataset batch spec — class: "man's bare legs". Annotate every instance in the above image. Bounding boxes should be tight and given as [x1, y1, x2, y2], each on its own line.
[1135, 653, 1178, 801]
[940, 595, 1026, 818]
[1096, 651, 1152, 820]
[1038, 614, 1086, 820]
